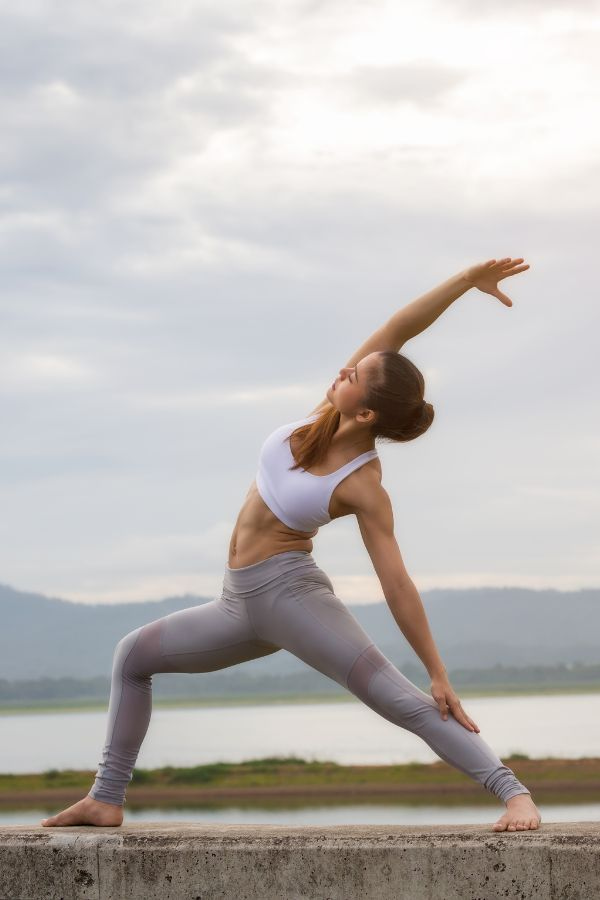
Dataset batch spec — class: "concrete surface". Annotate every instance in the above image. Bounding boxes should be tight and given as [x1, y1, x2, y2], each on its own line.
[0, 822, 599, 899]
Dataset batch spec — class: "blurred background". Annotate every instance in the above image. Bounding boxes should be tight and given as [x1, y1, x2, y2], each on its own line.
[1, 0, 598, 826]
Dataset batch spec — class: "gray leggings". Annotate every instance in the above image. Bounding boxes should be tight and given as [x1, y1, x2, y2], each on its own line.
[88, 550, 530, 807]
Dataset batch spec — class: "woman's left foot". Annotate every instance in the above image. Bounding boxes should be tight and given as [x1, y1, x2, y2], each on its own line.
[492, 793, 542, 832]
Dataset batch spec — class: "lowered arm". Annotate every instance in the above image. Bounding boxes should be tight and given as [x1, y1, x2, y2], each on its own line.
[353, 473, 448, 679]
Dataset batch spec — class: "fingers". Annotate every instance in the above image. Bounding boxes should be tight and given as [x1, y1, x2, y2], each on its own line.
[434, 688, 479, 732]
[504, 264, 530, 275]
[494, 290, 513, 307]
[461, 713, 480, 732]
[444, 696, 480, 732]
[451, 708, 474, 731]
[490, 257, 529, 272]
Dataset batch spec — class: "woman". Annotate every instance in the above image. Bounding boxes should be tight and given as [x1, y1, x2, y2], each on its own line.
[42, 257, 541, 833]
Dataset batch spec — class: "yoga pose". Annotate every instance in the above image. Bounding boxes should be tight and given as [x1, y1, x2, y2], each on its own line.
[42, 257, 541, 833]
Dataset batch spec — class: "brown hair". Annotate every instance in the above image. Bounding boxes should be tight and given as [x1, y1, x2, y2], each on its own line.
[288, 350, 434, 471]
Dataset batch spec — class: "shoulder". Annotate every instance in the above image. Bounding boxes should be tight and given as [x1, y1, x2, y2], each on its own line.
[333, 455, 386, 517]
[347, 463, 396, 543]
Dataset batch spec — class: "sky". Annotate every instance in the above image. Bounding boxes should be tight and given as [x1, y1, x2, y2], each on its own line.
[1, 0, 598, 606]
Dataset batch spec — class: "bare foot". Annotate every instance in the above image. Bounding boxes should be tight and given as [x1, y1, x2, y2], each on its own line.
[41, 795, 123, 827]
[491, 792, 542, 833]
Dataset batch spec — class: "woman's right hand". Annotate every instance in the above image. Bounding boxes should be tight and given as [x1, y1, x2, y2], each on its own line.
[430, 674, 480, 732]
[462, 257, 530, 307]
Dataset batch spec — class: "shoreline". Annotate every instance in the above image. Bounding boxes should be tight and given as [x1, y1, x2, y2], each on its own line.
[1, 684, 600, 716]
[2, 758, 600, 810]
[2, 780, 600, 809]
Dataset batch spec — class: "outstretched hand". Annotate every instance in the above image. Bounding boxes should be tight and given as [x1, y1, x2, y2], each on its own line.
[462, 257, 530, 307]
[430, 675, 480, 733]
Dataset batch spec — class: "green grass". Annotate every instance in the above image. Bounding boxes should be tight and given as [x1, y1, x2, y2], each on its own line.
[2, 754, 600, 794]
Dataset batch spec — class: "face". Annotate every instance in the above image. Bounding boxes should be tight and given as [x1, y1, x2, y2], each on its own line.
[326, 351, 382, 421]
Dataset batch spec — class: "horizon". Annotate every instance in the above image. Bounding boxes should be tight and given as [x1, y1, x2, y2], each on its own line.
[1, 579, 599, 609]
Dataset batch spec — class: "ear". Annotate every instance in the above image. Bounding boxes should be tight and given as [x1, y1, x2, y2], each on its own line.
[357, 408, 377, 426]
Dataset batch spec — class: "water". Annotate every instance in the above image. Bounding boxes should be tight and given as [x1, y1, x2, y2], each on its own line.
[2, 692, 599, 774]
[2, 693, 599, 826]
[3, 803, 600, 827]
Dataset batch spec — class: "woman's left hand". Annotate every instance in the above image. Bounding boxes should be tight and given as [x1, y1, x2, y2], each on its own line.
[462, 257, 530, 307]
[430, 675, 480, 733]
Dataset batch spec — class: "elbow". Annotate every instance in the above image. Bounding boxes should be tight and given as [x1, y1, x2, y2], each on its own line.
[386, 576, 417, 607]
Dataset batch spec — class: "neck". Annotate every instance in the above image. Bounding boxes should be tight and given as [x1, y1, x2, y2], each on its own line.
[333, 415, 375, 454]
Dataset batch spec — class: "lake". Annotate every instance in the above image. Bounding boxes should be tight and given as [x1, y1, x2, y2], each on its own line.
[2, 692, 599, 773]
[2, 692, 599, 826]
[4, 802, 600, 827]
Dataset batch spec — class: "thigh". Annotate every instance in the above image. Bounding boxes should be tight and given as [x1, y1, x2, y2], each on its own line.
[256, 572, 439, 725]
[153, 595, 281, 674]
[255, 568, 386, 690]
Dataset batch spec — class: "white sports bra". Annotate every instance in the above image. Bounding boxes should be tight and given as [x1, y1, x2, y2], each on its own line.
[255, 413, 379, 532]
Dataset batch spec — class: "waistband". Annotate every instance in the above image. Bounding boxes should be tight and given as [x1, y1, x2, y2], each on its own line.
[223, 550, 316, 593]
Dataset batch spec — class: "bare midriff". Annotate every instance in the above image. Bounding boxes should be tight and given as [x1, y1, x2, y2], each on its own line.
[227, 457, 381, 569]
[227, 479, 320, 569]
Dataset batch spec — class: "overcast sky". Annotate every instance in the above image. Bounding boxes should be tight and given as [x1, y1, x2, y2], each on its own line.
[1, 0, 598, 606]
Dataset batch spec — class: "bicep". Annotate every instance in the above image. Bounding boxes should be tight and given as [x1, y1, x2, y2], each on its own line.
[355, 484, 411, 597]
[341, 322, 405, 371]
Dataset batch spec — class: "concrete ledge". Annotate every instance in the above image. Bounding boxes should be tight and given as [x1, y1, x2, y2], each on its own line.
[1, 822, 599, 900]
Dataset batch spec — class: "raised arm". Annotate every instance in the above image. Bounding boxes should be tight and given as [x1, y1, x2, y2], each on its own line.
[341, 257, 530, 369]
[308, 258, 530, 416]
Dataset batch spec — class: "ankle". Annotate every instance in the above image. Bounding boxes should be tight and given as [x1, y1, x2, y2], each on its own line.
[87, 795, 124, 809]
[506, 791, 531, 805]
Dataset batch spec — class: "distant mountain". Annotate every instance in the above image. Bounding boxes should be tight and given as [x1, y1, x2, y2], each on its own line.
[1, 581, 598, 680]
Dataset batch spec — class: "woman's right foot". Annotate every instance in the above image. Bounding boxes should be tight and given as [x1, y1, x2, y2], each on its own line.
[41, 795, 123, 827]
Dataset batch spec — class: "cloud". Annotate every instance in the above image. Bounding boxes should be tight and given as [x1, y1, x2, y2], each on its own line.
[450, 0, 598, 14]
[344, 63, 469, 109]
[0, 351, 98, 391]
[0, 5, 249, 99]
[0, 0, 598, 602]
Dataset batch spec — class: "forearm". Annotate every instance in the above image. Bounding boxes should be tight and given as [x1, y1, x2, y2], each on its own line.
[386, 580, 448, 679]
[386, 271, 472, 345]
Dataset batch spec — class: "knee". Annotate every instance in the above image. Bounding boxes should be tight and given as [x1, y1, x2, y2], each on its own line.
[366, 663, 439, 725]
[112, 627, 144, 674]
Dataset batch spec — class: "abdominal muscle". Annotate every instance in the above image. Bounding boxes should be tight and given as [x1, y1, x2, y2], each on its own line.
[227, 480, 319, 568]
[227, 457, 381, 569]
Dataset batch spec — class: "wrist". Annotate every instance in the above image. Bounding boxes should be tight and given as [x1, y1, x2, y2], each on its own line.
[457, 269, 475, 290]
[429, 665, 448, 680]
